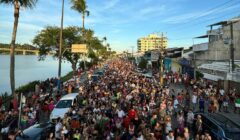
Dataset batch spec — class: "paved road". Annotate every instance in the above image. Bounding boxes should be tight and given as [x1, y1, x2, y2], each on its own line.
[169, 83, 240, 128]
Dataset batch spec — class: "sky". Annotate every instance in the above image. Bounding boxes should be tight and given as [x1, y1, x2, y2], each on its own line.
[0, 0, 240, 52]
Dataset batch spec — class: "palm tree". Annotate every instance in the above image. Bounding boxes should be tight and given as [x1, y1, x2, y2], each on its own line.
[0, 0, 38, 96]
[106, 43, 110, 51]
[71, 0, 89, 38]
[103, 36, 107, 42]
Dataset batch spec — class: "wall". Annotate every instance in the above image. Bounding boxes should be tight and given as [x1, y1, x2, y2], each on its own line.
[171, 60, 181, 73]
[223, 21, 240, 60]
[195, 21, 240, 66]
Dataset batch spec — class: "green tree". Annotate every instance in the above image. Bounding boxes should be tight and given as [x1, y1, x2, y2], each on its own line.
[102, 36, 107, 45]
[138, 58, 148, 70]
[33, 26, 106, 74]
[71, 0, 89, 37]
[33, 26, 83, 74]
[0, 0, 38, 96]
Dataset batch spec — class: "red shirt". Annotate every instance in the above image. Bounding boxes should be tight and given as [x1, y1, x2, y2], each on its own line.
[128, 109, 136, 120]
[123, 116, 131, 129]
[178, 95, 183, 102]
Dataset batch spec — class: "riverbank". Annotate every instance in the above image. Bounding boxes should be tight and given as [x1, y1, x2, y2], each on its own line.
[0, 55, 72, 93]
[1, 71, 73, 110]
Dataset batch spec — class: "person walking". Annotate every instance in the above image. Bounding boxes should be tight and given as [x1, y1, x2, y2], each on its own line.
[186, 109, 194, 130]
[55, 118, 63, 140]
[199, 96, 205, 113]
[192, 92, 197, 112]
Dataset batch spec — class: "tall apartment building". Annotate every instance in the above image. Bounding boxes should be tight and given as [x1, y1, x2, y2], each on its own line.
[137, 33, 168, 53]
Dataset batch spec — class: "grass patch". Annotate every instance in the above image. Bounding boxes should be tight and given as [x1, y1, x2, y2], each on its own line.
[61, 71, 73, 82]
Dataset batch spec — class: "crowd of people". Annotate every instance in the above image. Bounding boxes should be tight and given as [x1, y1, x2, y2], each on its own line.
[47, 58, 225, 140]
[1, 58, 240, 140]
[162, 71, 240, 114]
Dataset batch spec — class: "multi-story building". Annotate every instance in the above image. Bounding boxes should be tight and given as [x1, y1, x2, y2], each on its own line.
[189, 17, 240, 90]
[137, 33, 167, 53]
[193, 17, 240, 66]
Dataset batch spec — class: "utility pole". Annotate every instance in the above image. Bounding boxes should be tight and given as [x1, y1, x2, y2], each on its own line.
[131, 46, 134, 58]
[193, 52, 196, 79]
[159, 32, 164, 86]
[58, 0, 64, 90]
[230, 22, 234, 72]
[192, 39, 196, 79]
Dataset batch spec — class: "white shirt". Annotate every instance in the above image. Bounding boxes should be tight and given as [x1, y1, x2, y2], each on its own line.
[126, 94, 133, 101]
[192, 95, 197, 104]
[166, 135, 174, 140]
[117, 110, 125, 118]
[173, 99, 178, 109]
[187, 112, 194, 124]
[220, 89, 225, 96]
[137, 135, 144, 140]
[55, 122, 63, 139]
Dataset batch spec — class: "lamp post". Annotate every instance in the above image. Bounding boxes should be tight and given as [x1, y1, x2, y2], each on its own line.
[58, 0, 64, 91]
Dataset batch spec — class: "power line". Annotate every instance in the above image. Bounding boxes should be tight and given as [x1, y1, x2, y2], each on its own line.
[165, 0, 240, 31]
[155, 0, 240, 46]
[167, 12, 240, 40]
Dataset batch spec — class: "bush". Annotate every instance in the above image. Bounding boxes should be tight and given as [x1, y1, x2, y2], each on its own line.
[16, 81, 40, 93]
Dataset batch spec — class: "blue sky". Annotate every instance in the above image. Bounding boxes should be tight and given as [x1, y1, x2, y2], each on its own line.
[0, 0, 240, 52]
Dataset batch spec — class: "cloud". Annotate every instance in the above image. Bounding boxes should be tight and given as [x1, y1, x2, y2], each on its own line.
[103, 0, 120, 10]
[85, 4, 168, 26]
[1, 21, 42, 31]
[137, 5, 166, 19]
[163, 3, 240, 24]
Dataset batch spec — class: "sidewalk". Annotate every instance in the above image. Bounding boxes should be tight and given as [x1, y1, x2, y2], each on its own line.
[168, 83, 240, 127]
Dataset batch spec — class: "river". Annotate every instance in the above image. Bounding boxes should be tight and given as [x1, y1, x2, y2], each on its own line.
[0, 55, 72, 94]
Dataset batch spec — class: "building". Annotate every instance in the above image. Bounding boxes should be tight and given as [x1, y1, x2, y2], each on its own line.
[188, 16, 240, 91]
[193, 17, 240, 66]
[137, 33, 168, 53]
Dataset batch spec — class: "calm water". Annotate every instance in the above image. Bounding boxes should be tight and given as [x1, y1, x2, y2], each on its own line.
[0, 55, 72, 94]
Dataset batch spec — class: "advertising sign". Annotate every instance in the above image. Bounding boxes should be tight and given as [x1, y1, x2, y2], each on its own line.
[71, 44, 87, 53]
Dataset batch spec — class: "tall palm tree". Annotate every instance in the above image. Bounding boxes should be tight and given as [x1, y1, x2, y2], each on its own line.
[0, 0, 38, 96]
[106, 43, 110, 51]
[71, 0, 89, 38]
[103, 36, 107, 42]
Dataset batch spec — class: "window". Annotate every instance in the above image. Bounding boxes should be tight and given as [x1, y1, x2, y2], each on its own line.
[55, 100, 72, 108]
[202, 117, 219, 135]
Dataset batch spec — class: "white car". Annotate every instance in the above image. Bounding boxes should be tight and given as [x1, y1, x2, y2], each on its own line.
[50, 93, 78, 121]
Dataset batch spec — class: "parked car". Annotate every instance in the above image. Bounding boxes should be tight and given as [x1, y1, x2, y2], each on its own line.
[103, 64, 109, 69]
[91, 74, 100, 82]
[96, 69, 104, 76]
[50, 93, 78, 121]
[194, 113, 240, 140]
[16, 122, 54, 140]
[0, 117, 18, 139]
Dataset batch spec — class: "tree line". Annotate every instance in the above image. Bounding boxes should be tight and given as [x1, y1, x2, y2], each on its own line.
[0, 43, 37, 50]
[0, 0, 113, 96]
